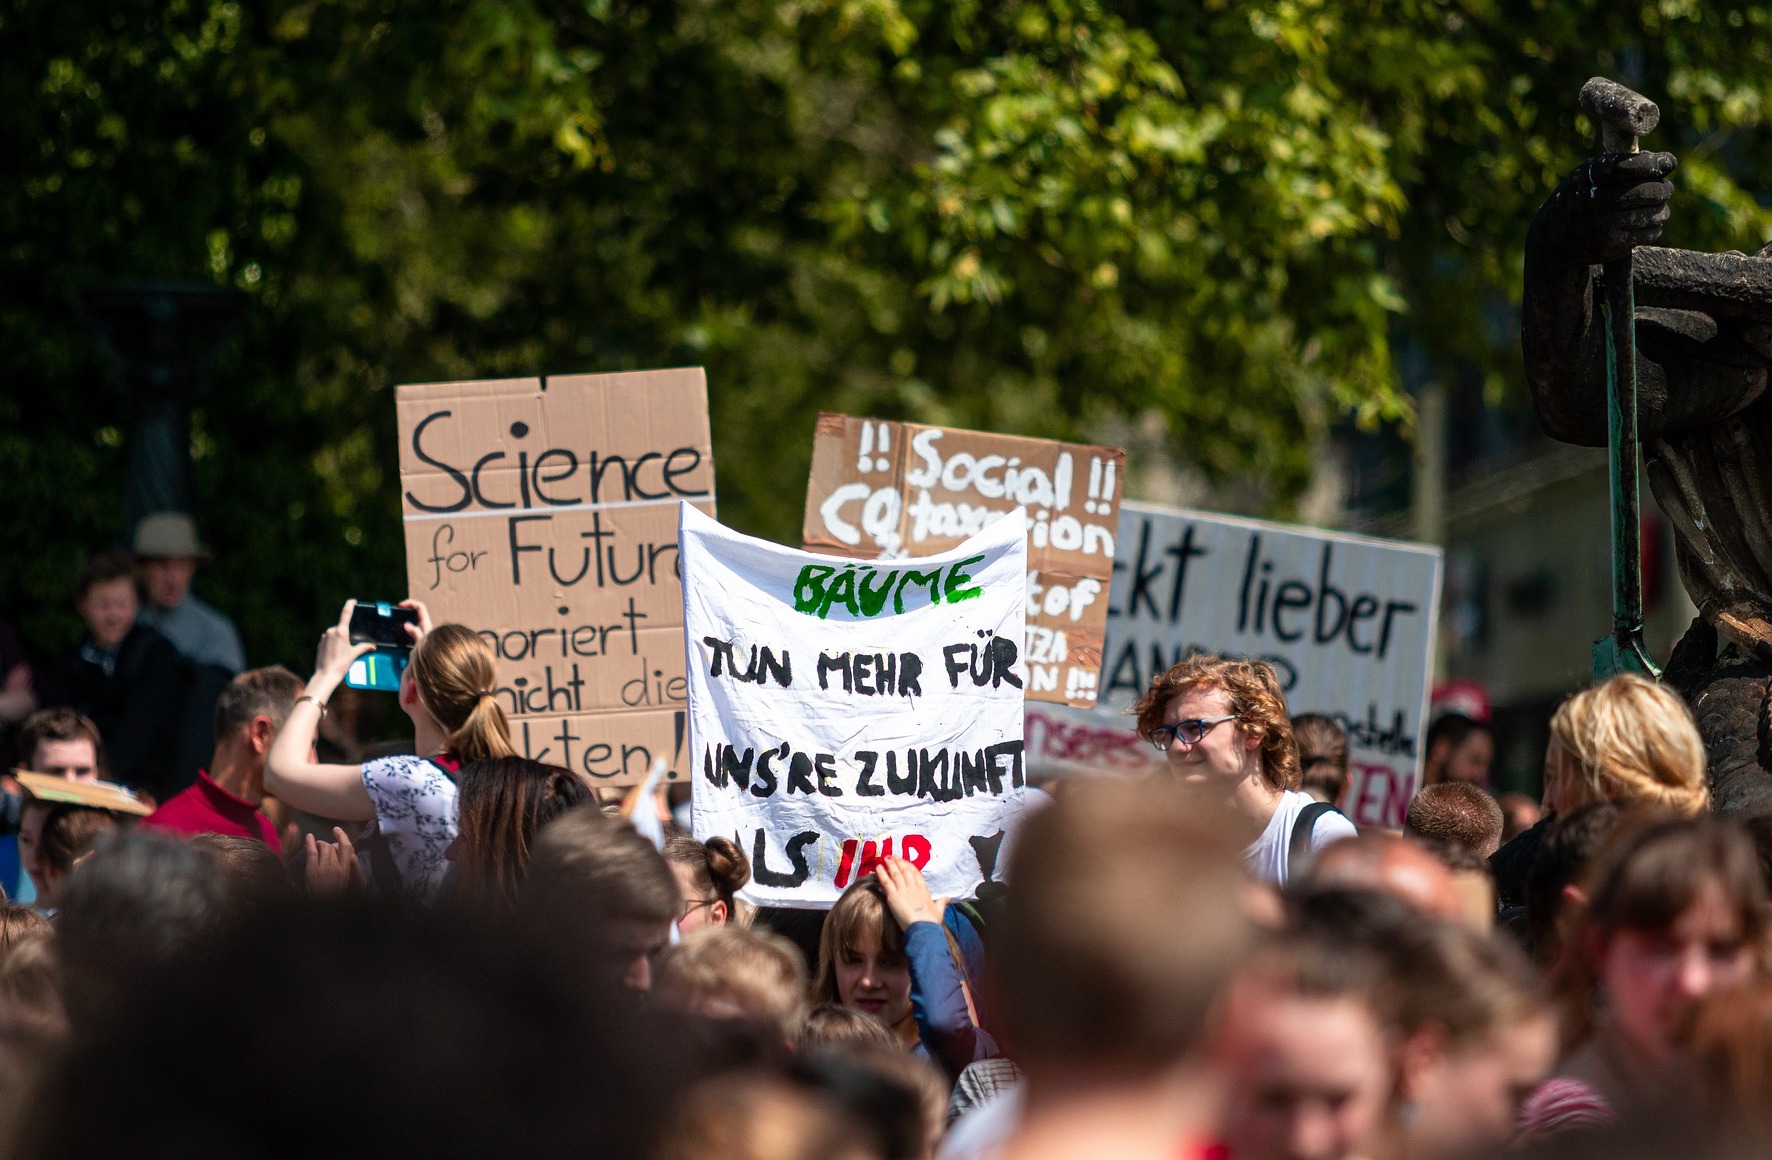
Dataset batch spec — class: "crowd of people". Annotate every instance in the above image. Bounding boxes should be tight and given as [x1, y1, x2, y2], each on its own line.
[5, 533, 1772, 1158]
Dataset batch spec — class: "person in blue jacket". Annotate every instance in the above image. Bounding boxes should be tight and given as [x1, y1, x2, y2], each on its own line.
[810, 858, 997, 1081]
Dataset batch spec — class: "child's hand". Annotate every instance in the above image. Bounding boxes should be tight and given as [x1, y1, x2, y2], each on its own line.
[877, 858, 947, 928]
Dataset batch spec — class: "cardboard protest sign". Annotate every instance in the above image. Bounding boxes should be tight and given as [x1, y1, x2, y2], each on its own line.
[803, 413, 1124, 709]
[1023, 503, 1441, 829]
[682, 502, 1032, 908]
[396, 369, 714, 786]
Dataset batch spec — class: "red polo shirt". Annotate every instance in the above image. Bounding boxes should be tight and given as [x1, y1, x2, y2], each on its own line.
[142, 770, 282, 852]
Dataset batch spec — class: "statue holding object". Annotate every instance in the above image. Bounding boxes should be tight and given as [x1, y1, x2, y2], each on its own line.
[1523, 78, 1772, 814]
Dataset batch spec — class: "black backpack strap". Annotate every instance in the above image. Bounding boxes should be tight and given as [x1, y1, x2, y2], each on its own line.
[1289, 801, 1345, 865]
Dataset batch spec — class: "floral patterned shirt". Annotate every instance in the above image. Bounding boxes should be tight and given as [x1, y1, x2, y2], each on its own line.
[361, 755, 459, 903]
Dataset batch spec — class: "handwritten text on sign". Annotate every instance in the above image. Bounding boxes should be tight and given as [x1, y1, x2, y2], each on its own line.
[397, 369, 714, 786]
[803, 414, 1124, 708]
[1023, 504, 1440, 828]
[684, 503, 1031, 907]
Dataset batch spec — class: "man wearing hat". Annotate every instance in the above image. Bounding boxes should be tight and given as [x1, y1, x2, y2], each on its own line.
[134, 512, 245, 676]
[135, 512, 246, 790]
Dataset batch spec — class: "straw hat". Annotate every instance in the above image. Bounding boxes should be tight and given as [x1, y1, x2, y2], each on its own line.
[132, 511, 210, 560]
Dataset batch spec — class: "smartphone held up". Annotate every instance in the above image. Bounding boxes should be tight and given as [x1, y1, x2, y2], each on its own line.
[345, 601, 419, 692]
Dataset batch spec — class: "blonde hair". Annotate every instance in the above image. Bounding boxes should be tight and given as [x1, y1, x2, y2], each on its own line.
[408, 624, 516, 763]
[1548, 674, 1708, 815]
[655, 926, 809, 1040]
[1133, 653, 1300, 791]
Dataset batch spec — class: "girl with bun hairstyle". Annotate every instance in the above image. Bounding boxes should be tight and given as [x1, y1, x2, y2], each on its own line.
[268, 600, 515, 902]
[663, 833, 751, 932]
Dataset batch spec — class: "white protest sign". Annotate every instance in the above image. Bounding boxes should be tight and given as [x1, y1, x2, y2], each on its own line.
[1028, 502, 1441, 829]
[682, 502, 1032, 908]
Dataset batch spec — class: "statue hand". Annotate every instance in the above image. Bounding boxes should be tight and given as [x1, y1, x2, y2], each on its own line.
[1531, 151, 1677, 267]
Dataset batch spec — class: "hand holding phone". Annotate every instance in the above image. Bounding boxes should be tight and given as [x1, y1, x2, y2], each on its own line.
[344, 601, 419, 692]
[349, 602, 421, 649]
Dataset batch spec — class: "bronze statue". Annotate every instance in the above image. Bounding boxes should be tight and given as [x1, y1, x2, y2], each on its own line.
[1523, 80, 1772, 813]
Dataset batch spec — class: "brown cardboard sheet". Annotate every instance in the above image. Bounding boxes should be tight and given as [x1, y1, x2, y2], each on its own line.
[397, 368, 713, 786]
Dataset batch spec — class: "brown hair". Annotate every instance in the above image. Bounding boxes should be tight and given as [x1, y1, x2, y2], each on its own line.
[1685, 981, 1772, 1147]
[1290, 893, 1546, 1052]
[37, 807, 121, 880]
[188, 834, 295, 907]
[16, 708, 105, 775]
[1386, 919, 1546, 1050]
[652, 1075, 864, 1160]
[0, 931, 65, 1040]
[1293, 713, 1350, 802]
[0, 906, 51, 965]
[810, 878, 906, 1007]
[73, 550, 137, 602]
[804, 1041, 947, 1155]
[213, 666, 305, 741]
[408, 624, 516, 763]
[663, 834, 751, 913]
[655, 926, 809, 1040]
[1234, 928, 1390, 1026]
[523, 806, 678, 925]
[458, 758, 594, 908]
[1133, 653, 1300, 791]
[999, 779, 1254, 1073]
[796, 1003, 900, 1051]
[1547, 674, 1708, 815]
[1554, 816, 1768, 1052]
[1406, 782, 1506, 859]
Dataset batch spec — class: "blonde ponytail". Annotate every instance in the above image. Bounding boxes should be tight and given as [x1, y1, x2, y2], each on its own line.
[409, 625, 517, 763]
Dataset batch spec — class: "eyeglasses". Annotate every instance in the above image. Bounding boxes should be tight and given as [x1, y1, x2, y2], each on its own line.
[679, 897, 715, 922]
[1146, 715, 1237, 751]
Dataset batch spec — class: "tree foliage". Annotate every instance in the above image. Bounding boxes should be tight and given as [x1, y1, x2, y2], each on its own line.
[5, 0, 1772, 670]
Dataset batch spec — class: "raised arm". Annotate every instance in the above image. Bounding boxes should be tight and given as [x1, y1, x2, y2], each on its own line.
[878, 858, 998, 1078]
[265, 601, 377, 821]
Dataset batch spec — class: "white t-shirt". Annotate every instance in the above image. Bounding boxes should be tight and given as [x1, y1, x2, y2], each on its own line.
[937, 1086, 1022, 1160]
[361, 754, 459, 903]
[1244, 789, 1357, 885]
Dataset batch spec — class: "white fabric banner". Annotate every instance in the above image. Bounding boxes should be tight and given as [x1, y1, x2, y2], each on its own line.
[681, 502, 1032, 908]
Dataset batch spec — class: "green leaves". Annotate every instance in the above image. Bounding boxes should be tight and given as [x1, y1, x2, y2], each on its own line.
[9, 0, 1772, 674]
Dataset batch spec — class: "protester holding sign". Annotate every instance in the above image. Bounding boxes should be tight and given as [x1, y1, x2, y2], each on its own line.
[1133, 653, 1355, 885]
[266, 599, 517, 902]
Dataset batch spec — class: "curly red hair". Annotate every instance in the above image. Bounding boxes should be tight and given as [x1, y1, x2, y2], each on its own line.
[1132, 653, 1300, 792]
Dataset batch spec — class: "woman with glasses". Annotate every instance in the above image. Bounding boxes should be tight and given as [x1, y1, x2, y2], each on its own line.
[662, 833, 751, 932]
[1132, 653, 1355, 884]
